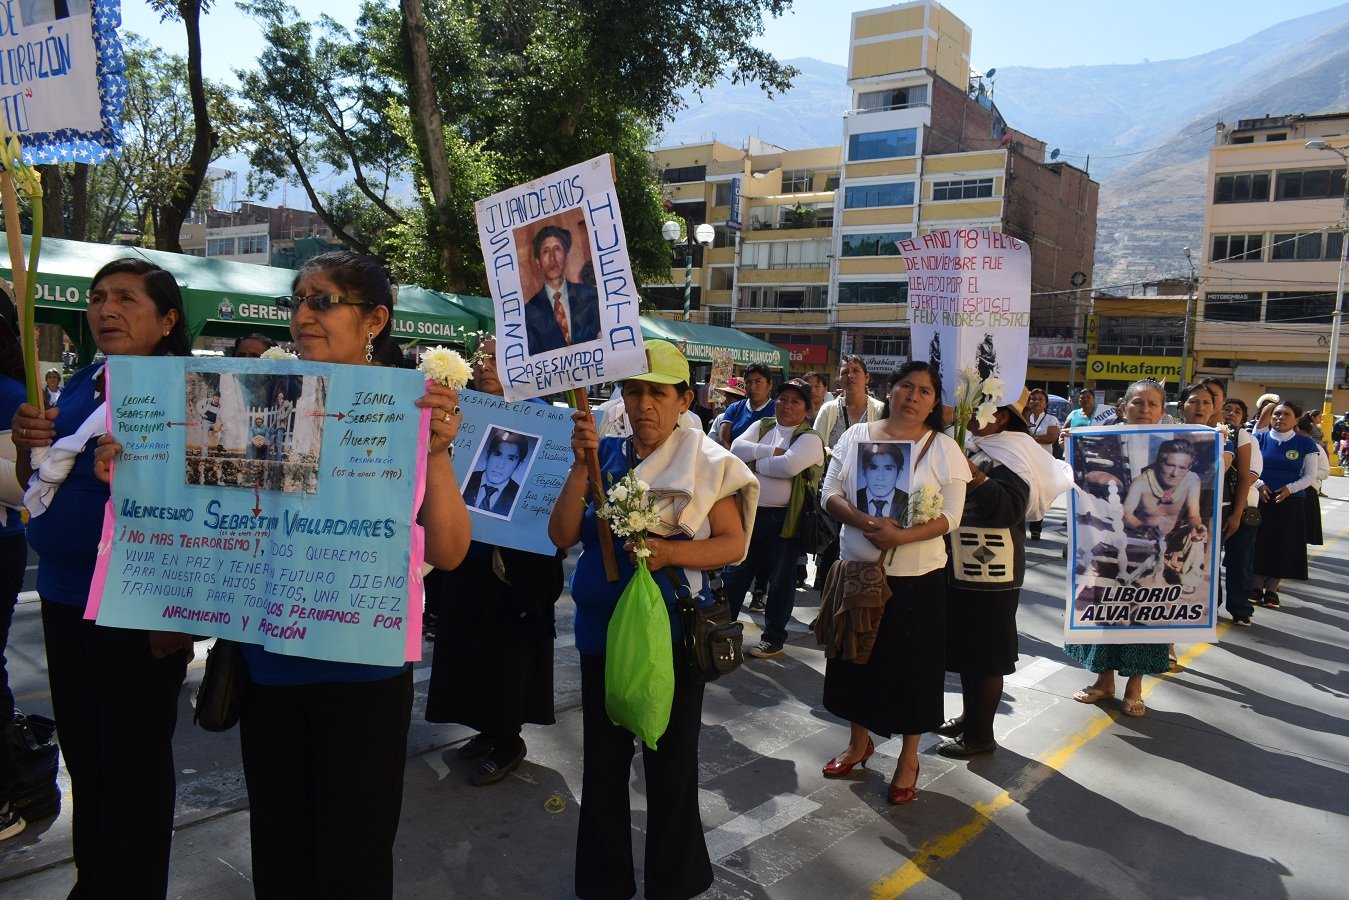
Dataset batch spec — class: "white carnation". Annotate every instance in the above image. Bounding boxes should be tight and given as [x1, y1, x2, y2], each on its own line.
[419, 346, 473, 389]
[260, 346, 297, 360]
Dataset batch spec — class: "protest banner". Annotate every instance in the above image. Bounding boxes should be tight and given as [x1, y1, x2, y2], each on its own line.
[474, 154, 648, 402]
[897, 228, 1031, 407]
[2, 0, 127, 164]
[453, 388, 574, 554]
[86, 357, 431, 666]
[1065, 424, 1222, 644]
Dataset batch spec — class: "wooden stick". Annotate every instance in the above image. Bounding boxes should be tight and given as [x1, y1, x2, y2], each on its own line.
[570, 387, 619, 582]
[0, 171, 36, 407]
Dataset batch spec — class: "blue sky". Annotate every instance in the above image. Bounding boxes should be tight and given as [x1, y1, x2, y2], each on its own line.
[123, 0, 1348, 84]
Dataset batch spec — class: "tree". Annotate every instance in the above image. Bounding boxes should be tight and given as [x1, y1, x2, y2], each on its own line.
[148, 0, 219, 252]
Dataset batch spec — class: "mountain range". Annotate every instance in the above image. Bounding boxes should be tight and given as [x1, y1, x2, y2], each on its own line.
[659, 4, 1349, 292]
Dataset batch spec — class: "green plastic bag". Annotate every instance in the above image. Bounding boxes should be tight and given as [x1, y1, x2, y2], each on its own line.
[604, 559, 675, 750]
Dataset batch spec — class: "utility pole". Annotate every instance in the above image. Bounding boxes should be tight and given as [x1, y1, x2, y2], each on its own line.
[1181, 248, 1197, 386]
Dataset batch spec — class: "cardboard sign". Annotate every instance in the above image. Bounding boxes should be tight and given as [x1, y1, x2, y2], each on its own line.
[474, 155, 648, 401]
[86, 357, 431, 666]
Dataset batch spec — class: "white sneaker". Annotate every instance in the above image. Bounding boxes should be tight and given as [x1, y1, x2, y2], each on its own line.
[0, 802, 26, 841]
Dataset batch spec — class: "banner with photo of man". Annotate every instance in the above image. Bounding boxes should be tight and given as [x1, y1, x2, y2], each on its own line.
[897, 228, 1031, 406]
[1065, 425, 1222, 644]
[3, 0, 127, 163]
[474, 155, 648, 401]
[85, 357, 431, 666]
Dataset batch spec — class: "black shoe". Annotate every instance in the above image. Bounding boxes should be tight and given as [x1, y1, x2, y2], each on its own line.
[1232, 615, 1252, 627]
[0, 802, 25, 842]
[936, 738, 997, 759]
[1029, 529, 1041, 540]
[1262, 591, 1281, 609]
[456, 733, 494, 760]
[748, 592, 767, 613]
[471, 740, 526, 786]
[935, 716, 966, 738]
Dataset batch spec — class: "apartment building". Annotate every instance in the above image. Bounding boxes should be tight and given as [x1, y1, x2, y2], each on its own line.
[180, 202, 334, 267]
[647, 0, 1098, 385]
[1198, 112, 1349, 410]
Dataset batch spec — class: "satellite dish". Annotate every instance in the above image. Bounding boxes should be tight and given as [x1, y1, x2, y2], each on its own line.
[1050, 148, 1061, 160]
[985, 67, 997, 79]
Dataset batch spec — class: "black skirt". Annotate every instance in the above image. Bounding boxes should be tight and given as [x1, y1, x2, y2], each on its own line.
[1253, 493, 1308, 580]
[945, 586, 1019, 677]
[1305, 490, 1324, 545]
[822, 567, 946, 737]
[425, 548, 562, 732]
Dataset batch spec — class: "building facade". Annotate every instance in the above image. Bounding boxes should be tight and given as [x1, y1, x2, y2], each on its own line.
[1198, 112, 1349, 411]
[180, 202, 335, 267]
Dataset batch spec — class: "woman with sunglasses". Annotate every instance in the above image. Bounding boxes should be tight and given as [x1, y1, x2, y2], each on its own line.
[240, 252, 471, 898]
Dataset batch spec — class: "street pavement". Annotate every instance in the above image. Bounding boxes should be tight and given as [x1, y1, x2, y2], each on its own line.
[1, 491, 1348, 899]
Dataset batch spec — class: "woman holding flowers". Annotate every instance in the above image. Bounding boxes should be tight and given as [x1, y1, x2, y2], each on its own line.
[235, 251, 470, 899]
[819, 361, 971, 805]
[549, 340, 757, 900]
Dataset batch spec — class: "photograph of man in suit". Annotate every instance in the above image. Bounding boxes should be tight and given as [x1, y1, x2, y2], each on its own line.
[463, 430, 531, 517]
[856, 442, 909, 521]
[524, 224, 600, 355]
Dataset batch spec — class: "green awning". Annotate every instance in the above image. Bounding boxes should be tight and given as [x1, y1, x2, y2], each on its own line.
[639, 316, 790, 372]
[1, 234, 476, 349]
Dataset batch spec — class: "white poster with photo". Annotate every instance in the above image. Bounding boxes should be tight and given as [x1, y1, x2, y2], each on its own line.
[1065, 425, 1222, 644]
[475, 155, 648, 401]
[850, 439, 915, 529]
[898, 228, 1031, 406]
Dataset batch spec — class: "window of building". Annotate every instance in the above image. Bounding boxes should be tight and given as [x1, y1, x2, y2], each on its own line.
[857, 85, 928, 112]
[837, 281, 908, 304]
[708, 267, 734, 290]
[1203, 292, 1262, 322]
[782, 170, 811, 193]
[815, 206, 835, 228]
[1276, 167, 1347, 201]
[713, 182, 733, 206]
[1094, 316, 1184, 355]
[931, 178, 995, 201]
[740, 239, 830, 269]
[840, 230, 912, 257]
[738, 285, 827, 309]
[1213, 172, 1270, 203]
[847, 128, 918, 161]
[843, 182, 915, 209]
[860, 334, 910, 356]
[238, 234, 268, 255]
[1265, 291, 1337, 324]
[205, 237, 235, 256]
[661, 165, 706, 184]
[184, 248, 206, 257]
[824, 174, 840, 191]
[1209, 233, 1263, 262]
[1271, 231, 1342, 261]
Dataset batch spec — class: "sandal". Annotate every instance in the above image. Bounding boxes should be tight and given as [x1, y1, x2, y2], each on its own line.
[1121, 697, 1146, 717]
[1073, 686, 1115, 703]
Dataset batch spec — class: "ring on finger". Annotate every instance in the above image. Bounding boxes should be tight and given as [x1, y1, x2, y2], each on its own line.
[18, 427, 24, 437]
[442, 412, 452, 423]
[451, 405, 461, 416]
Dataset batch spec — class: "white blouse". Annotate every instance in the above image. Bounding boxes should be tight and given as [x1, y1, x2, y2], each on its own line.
[821, 421, 971, 577]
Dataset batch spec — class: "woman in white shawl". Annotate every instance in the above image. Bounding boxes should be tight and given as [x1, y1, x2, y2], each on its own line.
[936, 390, 1072, 758]
[549, 340, 756, 900]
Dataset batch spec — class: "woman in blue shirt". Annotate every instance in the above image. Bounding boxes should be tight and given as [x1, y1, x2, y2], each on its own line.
[1251, 400, 1320, 608]
[549, 340, 755, 900]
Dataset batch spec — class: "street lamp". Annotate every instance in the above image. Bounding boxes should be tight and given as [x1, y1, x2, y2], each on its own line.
[1306, 139, 1349, 469]
[662, 219, 715, 321]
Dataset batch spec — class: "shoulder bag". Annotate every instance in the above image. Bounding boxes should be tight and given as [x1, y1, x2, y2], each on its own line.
[193, 638, 243, 732]
[664, 570, 743, 682]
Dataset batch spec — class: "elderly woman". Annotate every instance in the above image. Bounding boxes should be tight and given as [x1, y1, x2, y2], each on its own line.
[1251, 400, 1321, 609]
[549, 340, 756, 900]
[426, 337, 564, 786]
[1065, 378, 1172, 717]
[12, 259, 193, 896]
[937, 391, 1071, 758]
[723, 377, 825, 658]
[819, 361, 970, 805]
[228, 251, 470, 898]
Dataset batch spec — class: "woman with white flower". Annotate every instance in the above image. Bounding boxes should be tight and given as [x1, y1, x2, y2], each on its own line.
[549, 340, 757, 900]
[937, 390, 1072, 759]
[236, 251, 471, 899]
[819, 361, 970, 805]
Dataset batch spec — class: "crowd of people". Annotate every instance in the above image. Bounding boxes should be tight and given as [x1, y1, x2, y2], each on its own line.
[0, 253, 1335, 899]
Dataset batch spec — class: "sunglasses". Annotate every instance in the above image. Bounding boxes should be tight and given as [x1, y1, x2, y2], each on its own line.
[274, 293, 371, 313]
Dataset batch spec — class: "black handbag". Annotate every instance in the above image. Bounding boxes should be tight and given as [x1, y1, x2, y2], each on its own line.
[665, 571, 743, 682]
[9, 712, 61, 820]
[795, 486, 838, 555]
[193, 639, 243, 732]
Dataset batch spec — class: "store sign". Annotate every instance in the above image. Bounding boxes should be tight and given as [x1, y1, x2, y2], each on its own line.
[1087, 354, 1191, 382]
[727, 177, 743, 233]
[778, 343, 829, 365]
[1028, 338, 1075, 361]
[858, 354, 907, 374]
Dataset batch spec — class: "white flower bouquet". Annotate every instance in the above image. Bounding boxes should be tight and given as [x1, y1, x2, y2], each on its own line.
[596, 472, 661, 558]
[952, 367, 1006, 449]
[418, 346, 474, 389]
[887, 484, 944, 565]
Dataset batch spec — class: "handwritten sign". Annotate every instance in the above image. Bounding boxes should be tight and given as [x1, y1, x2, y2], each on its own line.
[1064, 425, 1221, 644]
[86, 357, 431, 666]
[474, 155, 648, 401]
[452, 389, 574, 554]
[1, 0, 126, 164]
[898, 228, 1031, 405]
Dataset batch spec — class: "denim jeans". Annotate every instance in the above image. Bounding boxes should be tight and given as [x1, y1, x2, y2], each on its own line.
[722, 507, 799, 646]
[1223, 522, 1257, 618]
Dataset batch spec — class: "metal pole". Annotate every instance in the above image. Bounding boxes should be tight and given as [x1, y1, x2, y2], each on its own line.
[1069, 287, 1081, 393]
[683, 241, 693, 322]
[1322, 153, 1349, 471]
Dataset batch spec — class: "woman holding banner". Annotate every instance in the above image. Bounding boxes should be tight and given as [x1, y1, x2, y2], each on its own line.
[1065, 378, 1172, 717]
[11, 259, 194, 897]
[550, 340, 756, 900]
[819, 361, 970, 804]
[235, 252, 470, 899]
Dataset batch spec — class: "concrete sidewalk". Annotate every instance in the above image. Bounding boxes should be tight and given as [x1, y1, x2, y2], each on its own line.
[2, 495, 1347, 898]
